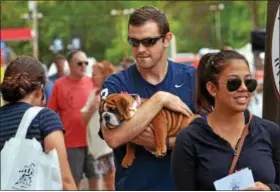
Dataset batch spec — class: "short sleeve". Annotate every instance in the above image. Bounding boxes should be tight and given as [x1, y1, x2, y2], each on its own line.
[100, 74, 125, 101]
[38, 108, 65, 138]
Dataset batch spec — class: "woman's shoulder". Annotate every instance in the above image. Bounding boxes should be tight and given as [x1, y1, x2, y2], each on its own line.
[177, 117, 208, 142]
[252, 116, 280, 145]
[38, 107, 58, 117]
[252, 116, 279, 134]
[36, 107, 64, 136]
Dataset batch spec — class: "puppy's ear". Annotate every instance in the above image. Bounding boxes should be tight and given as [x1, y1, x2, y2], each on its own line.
[114, 97, 130, 120]
[99, 100, 104, 114]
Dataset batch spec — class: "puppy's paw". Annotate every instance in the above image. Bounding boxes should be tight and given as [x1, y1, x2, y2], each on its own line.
[121, 156, 134, 168]
[155, 146, 167, 158]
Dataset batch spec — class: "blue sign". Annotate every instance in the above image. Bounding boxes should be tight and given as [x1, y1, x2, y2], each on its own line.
[53, 39, 64, 52]
[71, 38, 81, 49]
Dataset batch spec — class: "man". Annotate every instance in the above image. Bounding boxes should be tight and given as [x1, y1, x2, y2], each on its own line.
[48, 49, 95, 189]
[49, 54, 66, 83]
[99, 6, 196, 190]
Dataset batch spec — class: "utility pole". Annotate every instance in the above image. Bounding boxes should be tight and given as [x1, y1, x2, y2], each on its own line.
[209, 4, 224, 49]
[21, 1, 43, 59]
[31, 1, 38, 59]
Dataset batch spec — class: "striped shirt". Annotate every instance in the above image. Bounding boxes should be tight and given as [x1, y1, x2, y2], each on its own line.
[0, 102, 64, 151]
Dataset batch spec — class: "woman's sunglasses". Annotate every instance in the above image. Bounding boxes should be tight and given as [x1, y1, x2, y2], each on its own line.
[221, 78, 257, 92]
[127, 35, 165, 47]
[77, 61, 89, 66]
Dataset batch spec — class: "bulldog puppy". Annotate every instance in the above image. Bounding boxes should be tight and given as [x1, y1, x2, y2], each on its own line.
[100, 93, 200, 168]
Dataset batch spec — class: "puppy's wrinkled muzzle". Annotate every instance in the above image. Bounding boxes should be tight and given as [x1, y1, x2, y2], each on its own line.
[102, 111, 122, 129]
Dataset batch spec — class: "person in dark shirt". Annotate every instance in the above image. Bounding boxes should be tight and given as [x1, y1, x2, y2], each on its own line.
[0, 56, 77, 190]
[171, 50, 280, 191]
[48, 54, 66, 83]
[99, 6, 195, 190]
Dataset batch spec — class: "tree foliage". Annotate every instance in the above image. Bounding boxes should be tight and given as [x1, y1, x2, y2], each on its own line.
[0, 1, 267, 66]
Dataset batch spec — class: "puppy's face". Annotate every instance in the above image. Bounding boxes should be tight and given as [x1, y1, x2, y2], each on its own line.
[100, 93, 139, 129]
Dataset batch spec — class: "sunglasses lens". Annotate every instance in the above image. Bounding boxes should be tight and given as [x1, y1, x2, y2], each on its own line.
[245, 79, 257, 92]
[142, 38, 156, 46]
[128, 39, 139, 47]
[227, 79, 242, 92]
[77, 61, 88, 66]
[128, 36, 163, 47]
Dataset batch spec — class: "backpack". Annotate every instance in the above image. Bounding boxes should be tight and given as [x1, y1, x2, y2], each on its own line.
[1, 106, 62, 190]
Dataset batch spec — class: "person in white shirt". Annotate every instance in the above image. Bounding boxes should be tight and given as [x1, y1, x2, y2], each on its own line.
[81, 60, 116, 190]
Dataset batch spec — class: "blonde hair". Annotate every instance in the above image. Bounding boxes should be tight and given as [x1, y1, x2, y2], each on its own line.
[94, 60, 116, 80]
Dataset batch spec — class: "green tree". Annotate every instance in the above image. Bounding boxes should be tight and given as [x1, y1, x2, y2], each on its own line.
[0, 1, 268, 65]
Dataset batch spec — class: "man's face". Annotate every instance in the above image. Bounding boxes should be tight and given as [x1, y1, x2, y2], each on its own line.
[128, 21, 171, 70]
[69, 51, 88, 78]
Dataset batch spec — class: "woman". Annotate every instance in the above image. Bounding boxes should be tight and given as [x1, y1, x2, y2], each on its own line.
[0, 56, 77, 190]
[81, 60, 116, 190]
[171, 50, 279, 190]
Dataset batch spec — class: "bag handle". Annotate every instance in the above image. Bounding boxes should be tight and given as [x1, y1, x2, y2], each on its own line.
[15, 106, 44, 139]
[228, 114, 253, 175]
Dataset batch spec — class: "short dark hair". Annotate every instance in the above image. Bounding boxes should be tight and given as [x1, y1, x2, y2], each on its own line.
[66, 49, 83, 63]
[54, 54, 66, 62]
[128, 5, 170, 35]
[0, 56, 46, 103]
[195, 50, 249, 113]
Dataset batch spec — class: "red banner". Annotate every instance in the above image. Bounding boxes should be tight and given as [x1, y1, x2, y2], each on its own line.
[0, 28, 33, 41]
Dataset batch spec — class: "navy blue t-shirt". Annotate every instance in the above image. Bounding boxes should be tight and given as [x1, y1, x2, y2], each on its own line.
[0, 102, 64, 151]
[100, 60, 197, 190]
[172, 111, 280, 191]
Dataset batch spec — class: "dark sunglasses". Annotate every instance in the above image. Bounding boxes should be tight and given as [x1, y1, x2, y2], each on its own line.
[127, 35, 165, 47]
[77, 61, 89, 66]
[221, 78, 257, 92]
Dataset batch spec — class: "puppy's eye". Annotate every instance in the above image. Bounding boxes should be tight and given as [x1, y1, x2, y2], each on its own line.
[109, 108, 118, 113]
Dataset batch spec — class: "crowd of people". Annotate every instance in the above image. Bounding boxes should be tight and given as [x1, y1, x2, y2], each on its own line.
[0, 5, 279, 191]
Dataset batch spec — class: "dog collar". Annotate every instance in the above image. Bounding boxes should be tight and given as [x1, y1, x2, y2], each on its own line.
[130, 94, 141, 107]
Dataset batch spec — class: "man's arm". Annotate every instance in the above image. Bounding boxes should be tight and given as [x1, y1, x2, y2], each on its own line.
[81, 91, 100, 126]
[131, 126, 176, 150]
[102, 92, 165, 149]
[102, 91, 192, 149]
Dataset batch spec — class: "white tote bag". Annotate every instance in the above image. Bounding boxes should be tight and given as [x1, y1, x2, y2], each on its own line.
[1, 107, 62, 190]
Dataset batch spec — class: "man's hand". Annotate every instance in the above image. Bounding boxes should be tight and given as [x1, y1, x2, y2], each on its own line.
[131, 124, 156, 151]
[244, 182, 271, 191]
[157, 91, 193, 117]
